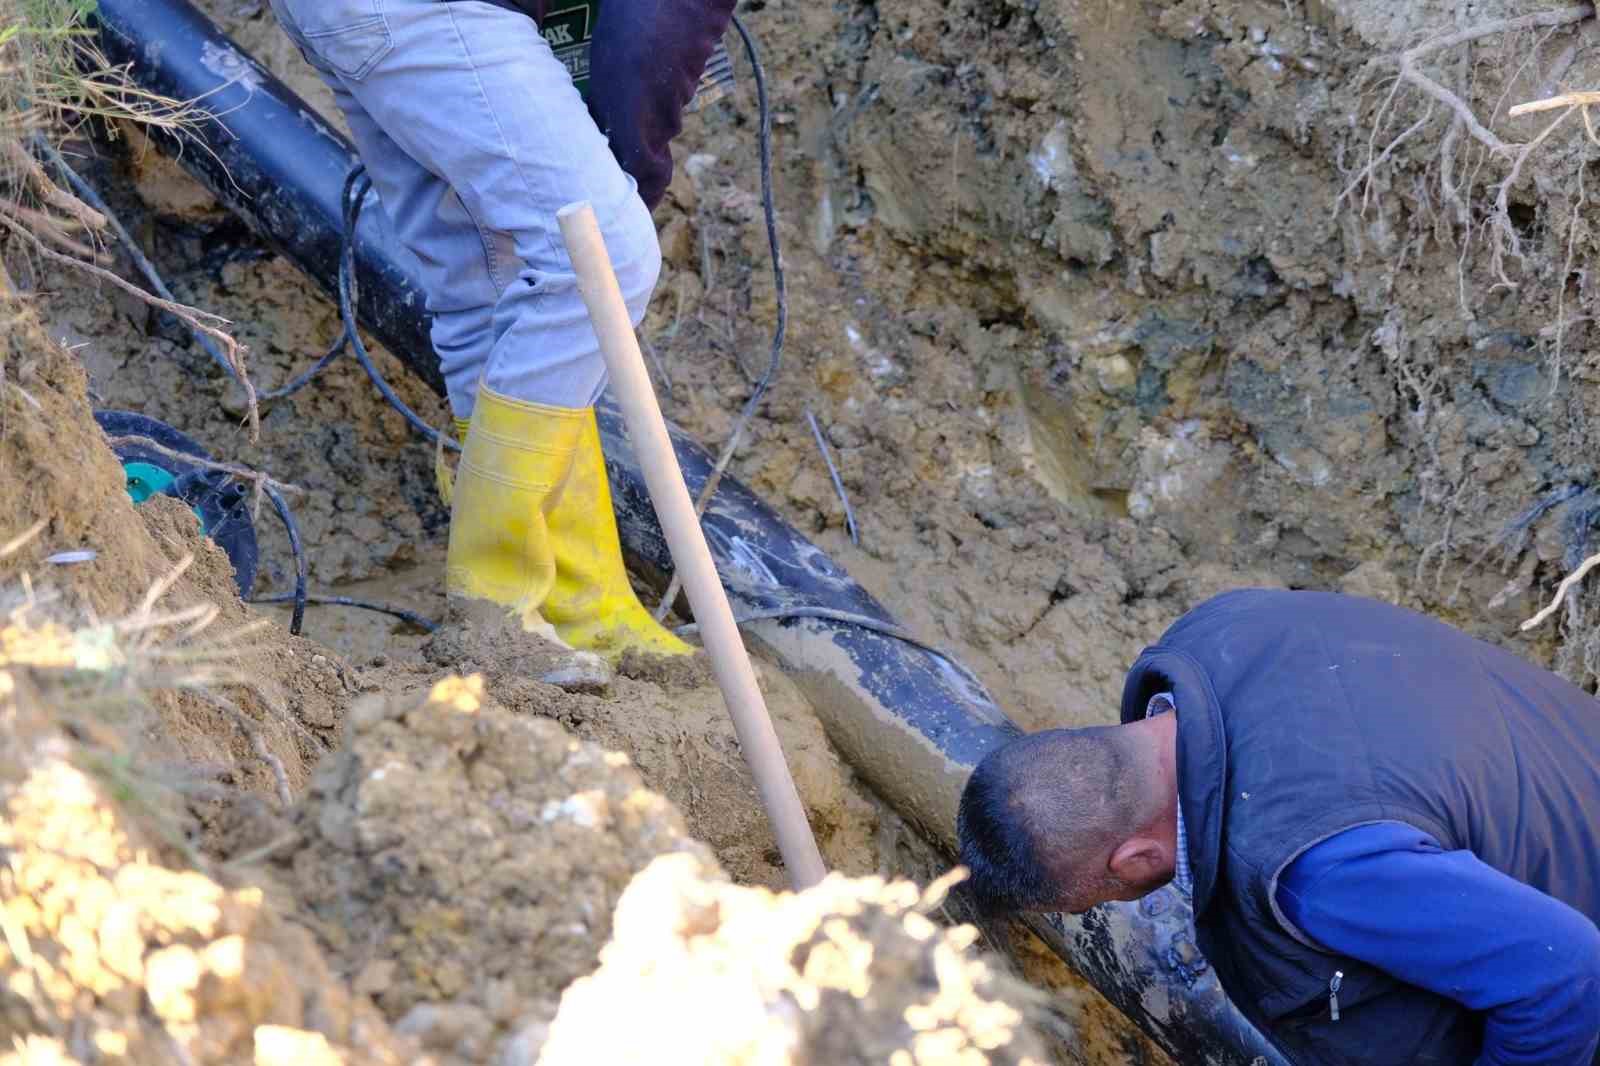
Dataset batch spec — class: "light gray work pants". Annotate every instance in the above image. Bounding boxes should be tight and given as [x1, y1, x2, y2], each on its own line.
[267, 0, 660, 416]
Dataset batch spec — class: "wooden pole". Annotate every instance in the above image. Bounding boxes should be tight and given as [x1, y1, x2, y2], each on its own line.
[557, 201, 828, 890]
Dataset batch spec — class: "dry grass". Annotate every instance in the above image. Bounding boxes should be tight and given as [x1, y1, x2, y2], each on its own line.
[2, 528, 299, 827]
[0, 0, 262, 435]
[0, 0, 202, 148]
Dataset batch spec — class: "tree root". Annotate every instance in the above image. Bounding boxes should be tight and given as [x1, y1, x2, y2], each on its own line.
[1389, 4, 1594, 155]
[1522, 549, 1600, 631]
[1345, 4, 1597, 300]
[0, 212, 260, 440]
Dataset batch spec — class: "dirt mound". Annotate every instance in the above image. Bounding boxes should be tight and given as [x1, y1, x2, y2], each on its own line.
[406, 604, 897, 890]
[0, 293, 223, 618]
[0, 298, 359, 810]
[0, 652, 421, 1065]
[539, 853, 1050, 1065]
[3, 606, 1055, 1066]
[281, 673, 715, 1064]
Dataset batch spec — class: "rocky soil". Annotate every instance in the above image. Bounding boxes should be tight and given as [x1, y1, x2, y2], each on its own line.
[637, 0, 1600, 719]
[1, 617, 1053, 1065]
[7, 0, 1600, 1061]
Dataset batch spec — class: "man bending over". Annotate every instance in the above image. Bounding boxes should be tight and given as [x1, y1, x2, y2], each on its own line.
[959, 588, 1600, 1065]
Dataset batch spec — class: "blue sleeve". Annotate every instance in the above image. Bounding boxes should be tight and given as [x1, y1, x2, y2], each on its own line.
[1277, 822, 1600, 1066]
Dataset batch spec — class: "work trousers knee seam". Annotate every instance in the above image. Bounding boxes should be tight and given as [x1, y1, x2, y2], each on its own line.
[440, 4, 567, 274]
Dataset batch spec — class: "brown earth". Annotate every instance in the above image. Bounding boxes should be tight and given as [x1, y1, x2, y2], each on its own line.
[1, 298, 352, 809]
[8, 0, 1600, 1062]
[3, 620, 1052, 1065]
[0, 617, 423, 1065]
[276, 673, 716, 1064]
[21, 0, 1600, 714]
[0, 285, 1080, 1058]
[633, 0, 1600, 718]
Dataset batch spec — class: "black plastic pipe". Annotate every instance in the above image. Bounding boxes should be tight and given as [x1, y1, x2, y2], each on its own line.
[95, 0, 444, 394]
[91, 3, 1288, 1063]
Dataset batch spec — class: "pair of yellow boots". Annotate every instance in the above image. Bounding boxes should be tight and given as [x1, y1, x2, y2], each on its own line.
[445, 384, 691, 659]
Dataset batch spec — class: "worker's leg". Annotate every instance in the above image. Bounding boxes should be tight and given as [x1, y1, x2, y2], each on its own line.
[269, 0, 658, 414]
[266, 0, 688, 658]
[264, 0, 494, 418]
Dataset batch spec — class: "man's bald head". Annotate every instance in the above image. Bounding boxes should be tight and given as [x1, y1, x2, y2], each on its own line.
[956, 723, 1176, 915]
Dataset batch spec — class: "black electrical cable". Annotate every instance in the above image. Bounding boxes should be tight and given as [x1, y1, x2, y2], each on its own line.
[250, 592, 438, 632]
[254, 171, 450, 633]
[259, 168, 363, 403]
[262, 485, 308, 636]
[730, 12, 785, 406]
[267, 167, 459, 451]
[674, 605, 988, 692]
[31, 135, 246, 393]
[261, 332, 346, 402]
[651, 13, 786, 621]
[337, 169, 460, 451]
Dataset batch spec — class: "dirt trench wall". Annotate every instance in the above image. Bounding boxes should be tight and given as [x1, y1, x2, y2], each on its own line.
[655, 0, 1600, 712]
[33, 0, 1596, 734]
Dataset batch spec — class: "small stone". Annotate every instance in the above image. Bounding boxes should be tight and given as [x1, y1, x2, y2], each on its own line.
[657, 216, 695, 268]
[254, 1026, 341, 1066]
[539, 653, 612, 695]
[395, 1002, 494, 1053]
[298, 696, 338, 730]
[1093, 353, 1137, 394]
[98, 901, 145, 982]
[497, 1014, 553, 1066]
[353, 958, 396, 997]
[219, 379, 254, 420]
[145, 944, 204, 1022]
[540, 790, 612, 830]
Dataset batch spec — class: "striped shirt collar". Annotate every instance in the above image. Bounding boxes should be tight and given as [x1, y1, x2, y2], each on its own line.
[1144, 692, 1193, 898]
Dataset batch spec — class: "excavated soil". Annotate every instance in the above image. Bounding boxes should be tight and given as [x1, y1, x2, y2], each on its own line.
[637, 0, 1600, 719]
[0, 281, 1137, 1060]
[9, 0, 1600, 1061]
[3, 632, 1054, 1065]
[0, 668, 420, 1066]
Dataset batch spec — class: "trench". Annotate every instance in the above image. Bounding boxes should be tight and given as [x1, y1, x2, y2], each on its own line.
[1, 1, 1276, 1062]
[16, 0, 1600, 1061]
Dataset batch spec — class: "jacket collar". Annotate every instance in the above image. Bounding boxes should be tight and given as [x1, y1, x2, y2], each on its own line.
[1120, 648, 1228, 914]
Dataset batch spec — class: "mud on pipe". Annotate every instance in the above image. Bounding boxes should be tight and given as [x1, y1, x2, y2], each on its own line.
[90, 3, 1286, 1062]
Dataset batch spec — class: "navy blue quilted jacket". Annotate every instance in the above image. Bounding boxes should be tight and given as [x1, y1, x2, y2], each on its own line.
[1121, 589, 1600, 1065]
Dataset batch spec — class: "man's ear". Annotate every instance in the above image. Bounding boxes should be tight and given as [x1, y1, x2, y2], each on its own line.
[1108, 836, 1168, 883]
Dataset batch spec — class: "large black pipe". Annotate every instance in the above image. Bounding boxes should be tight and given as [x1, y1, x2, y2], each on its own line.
[92, 4, 1288, 1063]
[97, 0, 444, 395]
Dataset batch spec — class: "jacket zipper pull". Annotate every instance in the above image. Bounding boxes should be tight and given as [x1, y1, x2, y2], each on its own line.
[1328, 970, 1344, 1022]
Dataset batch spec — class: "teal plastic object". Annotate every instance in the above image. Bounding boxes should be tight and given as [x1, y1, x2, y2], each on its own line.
[95, 410, 259, 597]
[121, 460, 177, 505]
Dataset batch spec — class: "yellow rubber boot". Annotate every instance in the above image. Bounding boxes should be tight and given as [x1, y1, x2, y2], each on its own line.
[444, 388, 585, 630]
[444, 387, 691, 658]
[542, 409, 693, 658]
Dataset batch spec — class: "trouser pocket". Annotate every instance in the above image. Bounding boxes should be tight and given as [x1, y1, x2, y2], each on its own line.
[272, 0, 394, 80]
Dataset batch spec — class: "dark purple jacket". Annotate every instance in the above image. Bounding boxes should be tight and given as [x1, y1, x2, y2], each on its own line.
[479, 0, 735, 209]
